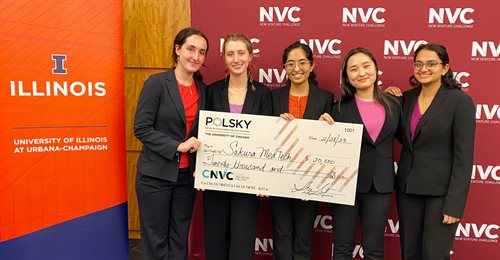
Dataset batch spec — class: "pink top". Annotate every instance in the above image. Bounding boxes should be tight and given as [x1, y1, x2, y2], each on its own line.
[355, 96, 385, 142]
[229, 104, 243, 114]
[410, 101, 422, 140]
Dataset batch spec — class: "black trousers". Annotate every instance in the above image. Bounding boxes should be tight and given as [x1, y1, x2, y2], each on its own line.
[331, 188, 392, 260]
[135, 169, 196, 260]
[203, 190, 260, 260]
[396, 191, 459, 260]
[270, 197, 316, 260]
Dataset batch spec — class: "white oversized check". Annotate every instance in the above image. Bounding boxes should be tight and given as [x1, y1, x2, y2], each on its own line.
[195, 110, 363, 205]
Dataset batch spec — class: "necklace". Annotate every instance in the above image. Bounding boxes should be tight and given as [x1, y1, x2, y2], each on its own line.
[177, 80, 193, 95]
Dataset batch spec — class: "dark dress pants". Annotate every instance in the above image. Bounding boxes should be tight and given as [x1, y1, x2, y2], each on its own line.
[396, 191, 459, 260]
[270, 197, 316, 260]
[203, 190, 260, 260]
[136, 169, 196, 260]
[331, 188, 392, 260]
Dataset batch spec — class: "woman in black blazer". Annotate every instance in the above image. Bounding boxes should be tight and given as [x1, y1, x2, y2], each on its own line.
[387, 43, 476, 260]
[328, 48, 401, 260]
[203, 34, 272, 260]
[133, 27, 209, 260]
[270, 42, 333, 260]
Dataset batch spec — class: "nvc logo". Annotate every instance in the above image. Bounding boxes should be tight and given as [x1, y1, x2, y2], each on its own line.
[429, 8, 474, 24]
[219, 38, 261, 54]
[342, 7, 386, 23]
[472, 165, 500, 181]
[255, 238, 273, 253]
[384, 40, 427, 56]
[471, 41, 500, 57]
[314, 214, 332, 230]
[260, 6, 300, 23]
[300, 39, 342, 55]
[259, 68, 287, 85]
[456, 223, 499, 239]
[476, 104, 500, 120]
[453, 71, 470, 89]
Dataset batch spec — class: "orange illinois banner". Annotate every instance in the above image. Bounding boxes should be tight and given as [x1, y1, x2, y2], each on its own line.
[0, 1, 128, 259]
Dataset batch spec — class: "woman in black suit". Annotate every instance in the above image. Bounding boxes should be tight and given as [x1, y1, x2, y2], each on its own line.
[326, 47, 401, 260]
[133, 27, 209, 260]
[203, 33, 272, 260]
[270, 42, 333, 260]
[387, 43, 476, 260]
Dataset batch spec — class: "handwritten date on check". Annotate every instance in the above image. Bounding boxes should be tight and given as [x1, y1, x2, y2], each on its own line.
[195, 110, 363, 205]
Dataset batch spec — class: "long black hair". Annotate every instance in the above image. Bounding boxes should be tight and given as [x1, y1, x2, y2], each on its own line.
[172, 27, 209, 81]
[282, 41, 318, 86]
[338, 47, 399, 117]
[410, 43, 461, 89]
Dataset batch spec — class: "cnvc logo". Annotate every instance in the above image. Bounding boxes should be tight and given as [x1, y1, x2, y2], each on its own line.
[259, 6, 300, 23]
[300, 39, 342, 55]
[201, 169, 234, 180]
[342, 7, 386, 23]
[476, 104, 500, 120]
[219, 38, 261, 54]
[456, 223, 499, 239]
[314, 214, 332, 230]
[384, 40, 427, 56]
[255, 238, 273, 252]
[429, 8, 475, 24]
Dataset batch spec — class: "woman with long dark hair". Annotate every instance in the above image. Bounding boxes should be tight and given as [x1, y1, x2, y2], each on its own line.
[326, 47, 400, 260]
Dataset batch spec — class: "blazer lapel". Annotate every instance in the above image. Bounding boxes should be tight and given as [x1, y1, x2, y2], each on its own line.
[347, 98, 375, 145]
[404, 88, 419, 145]
[414, 85, 449, 140]
[279, 85, 290, 114]
[164, 69, 186, 125]
[241, 81, 255, 114]
[221, 82, 231, 112]
[303, 84, 319, 119]
[374, 106, 391, 144]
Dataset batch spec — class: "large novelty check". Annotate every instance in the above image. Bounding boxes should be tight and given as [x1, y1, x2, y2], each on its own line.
[195, 110, 363, 205]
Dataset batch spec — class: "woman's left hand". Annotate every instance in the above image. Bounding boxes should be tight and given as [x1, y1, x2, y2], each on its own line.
[442, 214, 460, 224]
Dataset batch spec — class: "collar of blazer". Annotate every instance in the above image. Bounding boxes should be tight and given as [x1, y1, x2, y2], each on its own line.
[277, 83, 320, 119]
[220, 78, 255, 114]
[161, 68, 202, 130]
[341, 97, 392, 146]
[405, 84, 450, 144]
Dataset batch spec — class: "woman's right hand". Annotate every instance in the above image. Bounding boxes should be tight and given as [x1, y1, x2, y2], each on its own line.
[280, 113, 295, 121]
[319, 113, 334, 125]
[177, 136, 201, 153]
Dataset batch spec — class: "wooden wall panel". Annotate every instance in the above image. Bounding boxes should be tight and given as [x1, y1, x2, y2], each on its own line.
[124, 0, 191, 238]
[124, 0, 191, 68]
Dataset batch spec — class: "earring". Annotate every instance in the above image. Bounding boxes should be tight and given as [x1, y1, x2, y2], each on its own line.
[176, 56, 180, 63]
[224, 67, 228, 82]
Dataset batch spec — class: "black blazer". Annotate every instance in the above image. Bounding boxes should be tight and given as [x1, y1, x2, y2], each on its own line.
[332, 97, 401, 193]
[134, 69, 206, 181]
[397, 85, 476, 218]
[271, 83, 333, 120]
[206, 79, 272, 116]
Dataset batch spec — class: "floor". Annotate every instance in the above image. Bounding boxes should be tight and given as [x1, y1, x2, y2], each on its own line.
[129, 239, 142, 260]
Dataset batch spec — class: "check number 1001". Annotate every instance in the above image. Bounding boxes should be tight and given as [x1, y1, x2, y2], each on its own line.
[344, 128, 355, 133]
